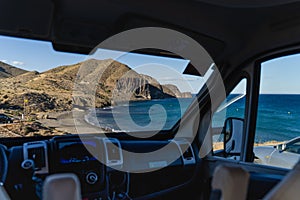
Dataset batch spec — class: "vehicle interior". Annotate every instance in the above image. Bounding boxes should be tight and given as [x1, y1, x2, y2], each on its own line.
[1, 0, 300, 200]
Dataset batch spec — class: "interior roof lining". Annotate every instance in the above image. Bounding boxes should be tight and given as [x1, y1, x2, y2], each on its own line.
[195, 0, 300, 8]
[2, 0, 300, 78]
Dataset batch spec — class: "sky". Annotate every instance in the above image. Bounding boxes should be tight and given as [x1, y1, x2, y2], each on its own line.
[1, 35, 300, 94]
[0, 35, 86, 72]
[261, 54, 300, 94]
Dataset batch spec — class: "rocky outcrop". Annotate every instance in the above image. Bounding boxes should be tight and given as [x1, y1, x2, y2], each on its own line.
[113, 73, 191, 103]
[161, 84, 192, 98]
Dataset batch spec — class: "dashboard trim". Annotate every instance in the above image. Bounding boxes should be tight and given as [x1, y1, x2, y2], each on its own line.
[101, 138, 124, 168]
[172, 139, 196, 165]
[23, 141, 49, 174]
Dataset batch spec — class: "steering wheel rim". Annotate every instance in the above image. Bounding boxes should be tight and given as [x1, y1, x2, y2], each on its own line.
[0, 144, 8, 184]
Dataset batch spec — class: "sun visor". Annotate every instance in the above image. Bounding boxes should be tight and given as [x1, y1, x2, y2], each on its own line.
[0, 0, 53, 38]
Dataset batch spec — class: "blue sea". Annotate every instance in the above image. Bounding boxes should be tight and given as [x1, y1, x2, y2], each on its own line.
[86, 95, 300, 143]
[213, 94, 300, 143]
[86, 98, 193, 132]
[256, 94, 300, 142]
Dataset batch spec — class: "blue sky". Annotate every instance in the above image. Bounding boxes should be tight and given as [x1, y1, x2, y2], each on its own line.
[0, 35, 86, 72]
[1, 35, 300, 94]
[261, 54, 300, 94]
[230, 56, 300, 94]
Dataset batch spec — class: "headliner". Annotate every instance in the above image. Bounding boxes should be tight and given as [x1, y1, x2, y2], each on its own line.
[1, 0, 300, 76]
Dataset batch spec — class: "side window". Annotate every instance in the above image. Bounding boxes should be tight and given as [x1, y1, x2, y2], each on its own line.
[212, 79, 247, 157]
[254, 54, 300, 169]
[285, 139, 300, 154]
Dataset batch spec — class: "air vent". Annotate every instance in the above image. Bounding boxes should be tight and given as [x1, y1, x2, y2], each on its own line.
[102, 138, 123, 168]
[27, 147, 45, 169]
[173, 139, 196, 165]
[23, 141, 48, 174]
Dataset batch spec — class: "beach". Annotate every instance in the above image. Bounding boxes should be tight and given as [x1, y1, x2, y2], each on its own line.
[38, 109, 106, 135]
[213, 141, 284, 151]
[0, 109, 107, 138]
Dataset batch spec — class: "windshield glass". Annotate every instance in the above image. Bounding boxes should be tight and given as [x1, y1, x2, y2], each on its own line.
[0, 35, 210, 136]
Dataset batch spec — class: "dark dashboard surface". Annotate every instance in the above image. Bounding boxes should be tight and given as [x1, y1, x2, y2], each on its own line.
[1, 134, 197, 200]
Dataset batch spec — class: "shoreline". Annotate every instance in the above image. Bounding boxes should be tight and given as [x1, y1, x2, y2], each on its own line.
[42, 111, 290, 147]
[213, 141, 285, 151]
[0, 111, 292, 147]
[38, 109, 107, 134]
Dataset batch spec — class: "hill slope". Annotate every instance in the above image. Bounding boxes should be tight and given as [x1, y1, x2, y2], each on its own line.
[0, 61, 28, 78]
[0, 59, 191, 113]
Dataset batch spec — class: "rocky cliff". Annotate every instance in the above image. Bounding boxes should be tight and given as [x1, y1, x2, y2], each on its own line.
[113, 74, 180, 102]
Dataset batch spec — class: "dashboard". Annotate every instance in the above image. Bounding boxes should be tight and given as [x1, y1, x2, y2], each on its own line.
[3, 135, 197, 200]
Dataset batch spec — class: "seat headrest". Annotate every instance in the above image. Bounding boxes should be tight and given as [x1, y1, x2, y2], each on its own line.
[42, 173, 81, 200]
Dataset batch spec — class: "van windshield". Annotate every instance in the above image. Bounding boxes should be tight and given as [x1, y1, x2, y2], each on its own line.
[0, 35, 209, 136]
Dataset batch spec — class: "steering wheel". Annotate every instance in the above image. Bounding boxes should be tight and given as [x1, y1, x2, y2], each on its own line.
[0, 144, 8, 184]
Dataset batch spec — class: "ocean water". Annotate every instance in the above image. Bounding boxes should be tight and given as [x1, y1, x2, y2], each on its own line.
[213, 94, 300, 143]
[255, 94, 300, 143]
[86, 98, 193, 132]
[86, 95, 300, 143]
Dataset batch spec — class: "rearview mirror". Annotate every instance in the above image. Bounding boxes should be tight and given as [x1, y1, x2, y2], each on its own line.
[223, 117, 244, 157]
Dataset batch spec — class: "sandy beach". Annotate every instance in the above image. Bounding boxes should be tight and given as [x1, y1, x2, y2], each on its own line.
[213, 140, 284, 151]
[38, 109, 106, 135]
[0, 109, 108, 138]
